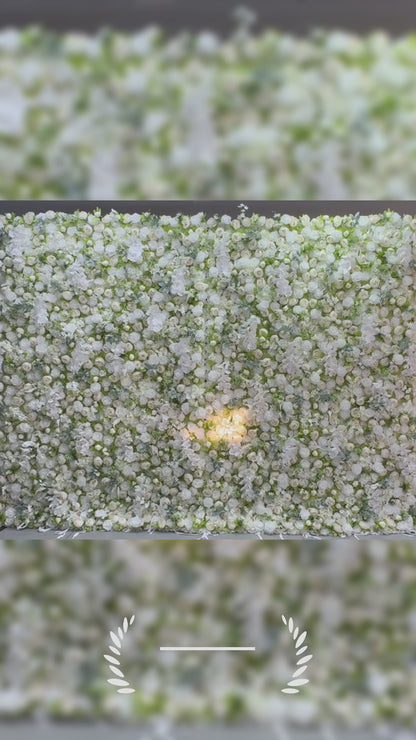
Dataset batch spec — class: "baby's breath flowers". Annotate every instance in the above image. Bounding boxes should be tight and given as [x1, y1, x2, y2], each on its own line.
[0, 209, 416, 535]
[2, 28, 416, 198]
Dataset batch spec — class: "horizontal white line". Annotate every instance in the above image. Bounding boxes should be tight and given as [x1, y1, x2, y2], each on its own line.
[160, 647, 255, 652]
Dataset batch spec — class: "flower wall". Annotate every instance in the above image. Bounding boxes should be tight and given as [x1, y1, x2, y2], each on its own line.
[2, 27, 416, 198]
[1, 209, 415, 534]
[0, 540, 416, 729]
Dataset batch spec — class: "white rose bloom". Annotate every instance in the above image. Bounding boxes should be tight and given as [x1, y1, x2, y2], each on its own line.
[127, 240, 145, 263]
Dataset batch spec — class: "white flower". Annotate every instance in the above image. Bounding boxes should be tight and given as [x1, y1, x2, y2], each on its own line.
[127, 240, 145, 263]
[0, 689, 26, 712]
[0, 81, 26, 136]
[147, 305, 167, 332]
[66, 260, 89, 289]
[170, 268, 186, 295]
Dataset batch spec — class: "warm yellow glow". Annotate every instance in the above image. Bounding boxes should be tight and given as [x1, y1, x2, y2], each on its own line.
[182, 408, 249, 445]
[211, 409, 247, 444]
[206, 408, 248, 444]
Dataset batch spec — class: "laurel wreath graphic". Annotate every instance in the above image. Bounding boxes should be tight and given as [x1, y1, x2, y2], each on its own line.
[104, 615, 136, 694]
[281, 615, 313, 694]
[105, 613, 312, 697]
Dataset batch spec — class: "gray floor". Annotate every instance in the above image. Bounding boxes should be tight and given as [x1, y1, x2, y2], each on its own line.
[1, 528, 416, 540]
[0, 725, 406, 740]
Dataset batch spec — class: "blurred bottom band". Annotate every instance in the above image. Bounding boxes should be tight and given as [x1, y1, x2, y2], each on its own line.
[0, 724, 412, 740]
[0, 540, 416, 731]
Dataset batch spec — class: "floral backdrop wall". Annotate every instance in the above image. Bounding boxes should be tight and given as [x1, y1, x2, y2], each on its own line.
[0, 540, 416, 731]
[1, 27, 416, 198]
[1, 209, 416, 535]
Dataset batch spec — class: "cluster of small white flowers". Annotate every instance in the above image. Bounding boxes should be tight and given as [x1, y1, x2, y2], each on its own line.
[0, 539, 416, 730]
[2, 27, 416, 197]
[1, 209, 416, 535]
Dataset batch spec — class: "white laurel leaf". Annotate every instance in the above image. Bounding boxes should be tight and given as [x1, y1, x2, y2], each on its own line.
[110, 631, 121, 649]
[292, 666, 308, 678]
[295, 631, 307, 648]
[297, 654, 313, 665]
[109, 665, 125, 678]
[105, 616, 136, 694]
[104, 654, 120, 666]
[281, 614, 313, 695]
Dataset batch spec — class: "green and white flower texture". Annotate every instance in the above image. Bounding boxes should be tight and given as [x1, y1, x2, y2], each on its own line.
[0, 209, 416, 534]
[2, 27, 416, 198]
[0, 540, 416, 728]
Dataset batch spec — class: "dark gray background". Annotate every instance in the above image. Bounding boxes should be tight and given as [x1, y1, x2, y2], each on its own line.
[0, 0, 415, 34]
[2, 201, 416, 217]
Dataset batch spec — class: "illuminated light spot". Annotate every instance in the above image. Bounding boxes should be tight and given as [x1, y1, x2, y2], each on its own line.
[182, 408, 249, 445]
[206, 408, 249, 444]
